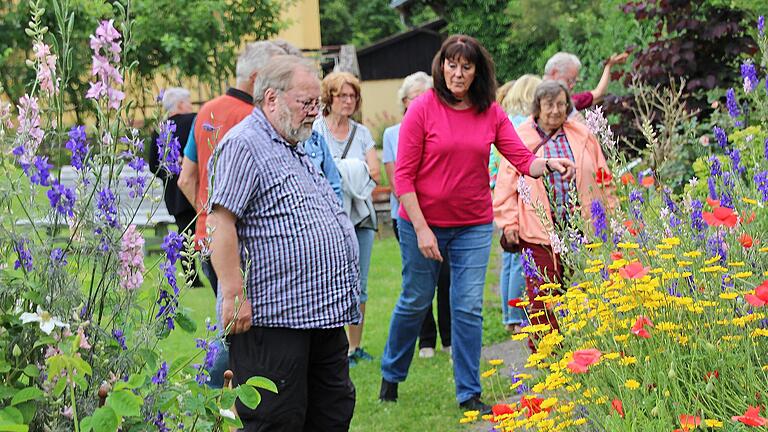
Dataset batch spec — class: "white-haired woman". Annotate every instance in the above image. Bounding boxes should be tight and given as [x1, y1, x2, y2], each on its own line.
[495, 74, 541, 334]
[382, 71, 450, 359]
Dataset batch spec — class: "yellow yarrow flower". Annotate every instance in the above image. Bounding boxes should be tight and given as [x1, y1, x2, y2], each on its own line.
[704, 419, 723, 428]
[704, 255, 722, 265]
[540, 397, 558, 409]
[734, 271, 754, 278]
[624, 379, 640, 390]
[618, 242, 640, 249]
[719, 292, 739, 300]
[481, 368, 497, 378]
[620, 356, 637, 365]
[585, 242, 603, 250]
[489, 359, 504, 366]
[742, 197, 758, 205]
[684, 250, 702, 258]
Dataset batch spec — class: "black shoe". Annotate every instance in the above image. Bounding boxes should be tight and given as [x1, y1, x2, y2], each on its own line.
[459, 395, 492, 415]
[379, 378, 398, 402]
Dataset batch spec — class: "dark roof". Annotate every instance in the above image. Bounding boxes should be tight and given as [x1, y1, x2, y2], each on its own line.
[357, 18, 446, 56]
[389, 0, 412, 8]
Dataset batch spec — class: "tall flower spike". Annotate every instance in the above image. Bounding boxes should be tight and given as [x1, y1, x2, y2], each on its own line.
[741, 61, 759, 93]
[85, 20, 124, 110]
[33, 42, 59, 97]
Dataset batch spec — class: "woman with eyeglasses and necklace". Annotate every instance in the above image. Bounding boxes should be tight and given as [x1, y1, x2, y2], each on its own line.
[313, 71, 381, 367]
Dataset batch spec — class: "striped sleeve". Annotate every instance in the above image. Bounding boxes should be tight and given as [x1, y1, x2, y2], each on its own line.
[208, 138, 259, 218]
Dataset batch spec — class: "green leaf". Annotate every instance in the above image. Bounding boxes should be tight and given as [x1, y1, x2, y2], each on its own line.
[0, 407, 23, 424]
[0, 424, 29, 432]
[0, 386, 16, 400]
[137, 349, 158, 371]
[52, 378, 67, 398]
[10, 387, 43, 406]
[245, 376, 278, 394]
[14, 401, 35, 424]
[235, 385, 261, 409]
[174, 311, 197, 334]
[79, 416, 92, 432]
[115, 373, 146, 391]
[220, 388, 237, 408]
[106, 390, 143, 418]
[21, 365, 38, 378]
[89, 406, 119, 432]
[71, 356, 92, 376]
[220, 411, 243, 428]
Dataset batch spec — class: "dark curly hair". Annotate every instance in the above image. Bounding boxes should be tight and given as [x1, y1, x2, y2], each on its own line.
[431, 34, 497, 113]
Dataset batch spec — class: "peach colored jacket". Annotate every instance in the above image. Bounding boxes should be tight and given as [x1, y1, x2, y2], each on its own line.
[493, 117, 615, 245]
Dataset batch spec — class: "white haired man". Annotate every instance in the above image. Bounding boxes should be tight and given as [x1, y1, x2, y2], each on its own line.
[543, 51, 629, 111]
[149, 87, 202, 287]
[208, 55, 359, 431]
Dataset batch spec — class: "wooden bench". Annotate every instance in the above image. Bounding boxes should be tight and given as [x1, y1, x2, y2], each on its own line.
[16, 166, 176, 244]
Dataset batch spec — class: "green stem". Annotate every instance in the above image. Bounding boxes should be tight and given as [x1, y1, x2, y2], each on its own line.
[69, 380, 80, 432]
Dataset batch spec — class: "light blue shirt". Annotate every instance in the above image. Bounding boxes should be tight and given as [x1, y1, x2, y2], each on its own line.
[382, 123, 401, 220]
[184, 116, 198, 162]
[303, 131, 343, 204]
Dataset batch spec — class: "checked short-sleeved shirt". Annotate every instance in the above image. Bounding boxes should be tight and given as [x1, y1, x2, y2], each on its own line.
[208, 107, 361, 329]
[536, 124, 576, 221]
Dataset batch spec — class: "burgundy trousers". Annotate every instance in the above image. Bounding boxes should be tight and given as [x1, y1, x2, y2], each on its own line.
[519, 239, 564, 353]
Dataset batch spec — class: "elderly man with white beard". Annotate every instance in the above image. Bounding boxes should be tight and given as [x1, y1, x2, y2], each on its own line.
[206, 55, 360, 431]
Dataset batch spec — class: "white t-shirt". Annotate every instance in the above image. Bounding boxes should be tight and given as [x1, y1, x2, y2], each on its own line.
[312, 116, 375, 162]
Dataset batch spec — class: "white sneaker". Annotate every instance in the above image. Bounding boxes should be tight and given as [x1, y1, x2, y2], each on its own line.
[418, 347, 435, 358]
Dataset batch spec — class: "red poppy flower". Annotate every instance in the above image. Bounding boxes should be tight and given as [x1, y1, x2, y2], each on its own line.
[596, 168, 613, 186]
[611, 399, 624, 418]
[732, 406, 768, 426]
[619, 261, 650, 279]
[745, 280, 768, 307]
[706, 197, 721, 208]
[567, 348, 602, 374]
[679, 414, 701, 429]
[746, 211, 757, 224]
[622, 220, 642, 236]
[611, 251, 624, 261]
[702, 207, 738, 228]
[641, 176, 655, 188]
[492, 403, 515, 418]
[705, 370, 719, 381]
[620, 173, 636, 185]
[520, 397, 550, 418]
[631, 315, 653, 338]
[508, 298, 525, 308]
[740, 234, 754, 248]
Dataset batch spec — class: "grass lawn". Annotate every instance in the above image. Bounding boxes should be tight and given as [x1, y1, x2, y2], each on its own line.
[155, 229, 508, 432]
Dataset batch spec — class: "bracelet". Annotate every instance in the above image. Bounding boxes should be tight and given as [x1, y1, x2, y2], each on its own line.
[545, 159, 553, 174]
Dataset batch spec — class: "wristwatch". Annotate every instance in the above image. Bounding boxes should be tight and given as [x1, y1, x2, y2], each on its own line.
[545, 159, 554, 174]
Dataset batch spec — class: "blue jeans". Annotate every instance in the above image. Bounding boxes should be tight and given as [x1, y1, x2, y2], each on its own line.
[382, 219, 493, 403]
[356, 227, 375, 304]
[500, 251, 526, 325]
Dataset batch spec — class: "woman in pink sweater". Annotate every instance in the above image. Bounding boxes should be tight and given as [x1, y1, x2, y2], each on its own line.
[379, 35, 575, 413]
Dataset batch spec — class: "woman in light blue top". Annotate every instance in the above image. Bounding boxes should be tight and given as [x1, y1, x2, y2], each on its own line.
[382, 72, 451, 359]
[495, 74, 542, 333]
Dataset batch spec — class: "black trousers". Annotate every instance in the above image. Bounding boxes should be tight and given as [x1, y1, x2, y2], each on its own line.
[229, 326, 356, 432]
[174, 209, 202, 287]
[393, 219, 452, 349]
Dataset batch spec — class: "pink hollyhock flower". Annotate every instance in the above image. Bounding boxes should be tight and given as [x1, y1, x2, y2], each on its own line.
[33, 42, 59, 97]
[118, 225, 145, 290]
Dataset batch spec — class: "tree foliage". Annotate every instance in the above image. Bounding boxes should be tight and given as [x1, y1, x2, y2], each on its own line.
[320, 0, 404, 47]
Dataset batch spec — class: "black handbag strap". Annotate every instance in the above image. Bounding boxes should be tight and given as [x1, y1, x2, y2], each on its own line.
[341, 124, 358, 159]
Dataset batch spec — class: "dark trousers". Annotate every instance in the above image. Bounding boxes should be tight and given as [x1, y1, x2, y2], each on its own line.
[229, 327, 355, 432]
[393, 218, 452, 349]
[519, 239, 564, 353]
[174, 209, 202, 287]
[201, 259, 218, 297]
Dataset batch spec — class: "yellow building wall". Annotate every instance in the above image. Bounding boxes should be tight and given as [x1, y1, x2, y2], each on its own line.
[360, 79, 403, 137]
[276, 0, 322, 50]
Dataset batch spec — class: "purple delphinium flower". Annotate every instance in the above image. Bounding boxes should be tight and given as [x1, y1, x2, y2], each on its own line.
[13, 95, 43, 166]
[121, 131, 149, 198]
[728, 148, 745, 175]
[25, 155, 53, 186]
[47, 181, 77, 217]
[709, 156, 722, 177]
[713, 126, 727, 149]
[764, 137, 768, 162]
[65, 126, 89, 170]
[162, 231, 184, 266]
[707, 176, 718, 200]
[14, 239, 33, 271]
[50, 248, 67, 267]
[759, 15, 765, 37]
[741, 61, 759, 93]
[96, 187, 119, 228]
[628, 189, 644, 203]
[112, 328, 127, 350]
[690, 199, 706, 237]
[725, 88, 742, 125]
[590, 199, 608, 242]
[755, 171, 768, 202]
[520, 248, 540, 281]
[192, 338, 220, 385]
[152, 361, 168, 385]
[156, 120, 181, 176]
[152, 411, 170, 432]
[721, 172, 734, 208]
[706, 232, 727, 264]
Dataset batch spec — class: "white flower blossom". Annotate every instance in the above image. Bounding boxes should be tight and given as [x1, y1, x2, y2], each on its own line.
[517, 177, 532, 205]
[219, 409, 237, 420]
[19, 306, 68, 335]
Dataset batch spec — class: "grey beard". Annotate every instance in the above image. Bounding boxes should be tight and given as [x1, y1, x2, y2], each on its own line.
[278, 103, 313, 144]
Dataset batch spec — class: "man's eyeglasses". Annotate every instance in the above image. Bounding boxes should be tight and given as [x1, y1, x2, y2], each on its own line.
[294, 97, 321, 113]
